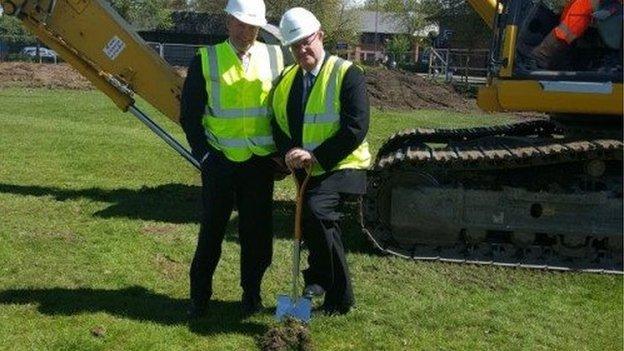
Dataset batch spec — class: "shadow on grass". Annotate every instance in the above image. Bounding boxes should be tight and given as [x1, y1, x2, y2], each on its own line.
[0, 183, 202, 224]
[0, 286, 267, 336]
[0, 183, 379, 255]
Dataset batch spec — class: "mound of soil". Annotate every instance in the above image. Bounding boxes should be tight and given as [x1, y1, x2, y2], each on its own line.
[0, 62, 93, 90]
[0, 62, 475, 111]
[258, 319, 313, 351]
[365, 66, 475, 112]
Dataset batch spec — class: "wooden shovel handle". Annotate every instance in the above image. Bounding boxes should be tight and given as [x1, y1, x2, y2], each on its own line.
[292, 168, 311, 241]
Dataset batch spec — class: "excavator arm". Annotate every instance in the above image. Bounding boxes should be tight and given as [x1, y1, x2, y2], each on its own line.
[2, 0, 182, 119]
[466, 0, 500, 28]
[1, 0, 198, 168]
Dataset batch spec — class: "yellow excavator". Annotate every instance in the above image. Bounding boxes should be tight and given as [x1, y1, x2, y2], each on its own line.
[364, 0, 622, 273]
[1, 0, 622, 272]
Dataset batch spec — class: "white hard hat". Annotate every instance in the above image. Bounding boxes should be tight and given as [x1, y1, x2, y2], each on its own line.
[279, 7, 321, 46]
[225, 0, 267, 27]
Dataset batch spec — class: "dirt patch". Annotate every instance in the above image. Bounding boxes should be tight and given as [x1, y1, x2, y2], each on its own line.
[0, 62, 94, 90]
[0, 62, 474, 111]
[154, 253, 185, 280]
[141, 223, 178, 236]
[365, 66, 475, 112]
[90, 326, 106, 338]
[258, 318, 313, 351]
[21, 229, 77, 242]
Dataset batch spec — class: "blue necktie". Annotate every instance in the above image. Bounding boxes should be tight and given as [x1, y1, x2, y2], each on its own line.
[302, 73, 315, 110]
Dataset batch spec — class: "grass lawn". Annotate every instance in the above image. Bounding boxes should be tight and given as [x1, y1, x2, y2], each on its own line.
[0, 88, 621, 351]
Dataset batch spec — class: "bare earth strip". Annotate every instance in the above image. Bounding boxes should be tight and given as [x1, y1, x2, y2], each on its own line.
[0, 62, 475, 111]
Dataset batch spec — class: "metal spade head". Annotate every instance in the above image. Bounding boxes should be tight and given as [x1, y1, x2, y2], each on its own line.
[275, 294, 312, 323]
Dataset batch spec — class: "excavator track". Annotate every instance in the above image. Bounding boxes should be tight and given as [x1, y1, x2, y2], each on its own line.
[362, 120, 623, 274]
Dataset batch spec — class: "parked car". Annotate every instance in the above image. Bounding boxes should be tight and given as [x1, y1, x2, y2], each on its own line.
[20, 46, 58, 62]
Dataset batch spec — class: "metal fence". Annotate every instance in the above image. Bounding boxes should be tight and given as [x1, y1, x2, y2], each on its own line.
[0, 37, 201, 66]
[146, 42, 201, 67]
[428, 48, 490, 84]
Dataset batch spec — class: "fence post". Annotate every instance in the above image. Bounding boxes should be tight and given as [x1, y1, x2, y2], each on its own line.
[444, 49, 451, 83]
[428, 49, 433, 78]
[464, 54, 469, 84]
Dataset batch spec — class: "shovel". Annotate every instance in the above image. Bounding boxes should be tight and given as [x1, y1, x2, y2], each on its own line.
[275, 168, 312, 323]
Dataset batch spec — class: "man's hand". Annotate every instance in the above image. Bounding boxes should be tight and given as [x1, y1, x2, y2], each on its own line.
[270, 155, 291, 180]
[285, 147, 316, 169]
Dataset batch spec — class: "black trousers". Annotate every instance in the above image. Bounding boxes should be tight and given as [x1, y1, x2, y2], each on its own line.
[190, 152, 274, 306]
[301, 190, 354, 310]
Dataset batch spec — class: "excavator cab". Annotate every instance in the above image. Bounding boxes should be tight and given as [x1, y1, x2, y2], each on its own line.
[477, 0, 623, 115]
[514, 0, 622, 78]
[363, 0, 623, 273]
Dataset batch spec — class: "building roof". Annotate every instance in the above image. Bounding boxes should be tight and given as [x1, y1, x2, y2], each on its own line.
[357, 11, 407, 34]
[356, 10, 439, 37]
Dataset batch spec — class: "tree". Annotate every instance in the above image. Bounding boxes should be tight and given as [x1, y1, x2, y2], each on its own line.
[386, 34, 411, 62]
[365, 0, 491, 49]
[0, 15, 36, 46]
[363, 0, 432, 38]
[189, 0, 361, 49]
[108, 0, 172, 29]
[450, 4, 490, 48]
[304, 1, 360, 49]
[425, 0, 490, 48]
[190, 0, 225, 13]
[168, 0, 192, 11]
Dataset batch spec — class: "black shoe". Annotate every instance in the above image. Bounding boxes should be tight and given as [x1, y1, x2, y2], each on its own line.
[322, 302, 352, 316]
[302, 284, 325, 300]
[241, 293, 263, 315]
[186, 301, 208, 319]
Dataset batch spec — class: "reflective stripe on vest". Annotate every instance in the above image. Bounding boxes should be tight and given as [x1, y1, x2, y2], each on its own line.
[204, 45, 280, 118]
[556, 22, 578, 42]
[272, 56, 371, 176]
[301, 56, 346, 136]
[205, 130, 274, 148]
[199, 41, 283, 162]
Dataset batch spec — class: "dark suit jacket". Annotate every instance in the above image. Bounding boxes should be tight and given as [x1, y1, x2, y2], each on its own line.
[270, 56, 370, 194]
[180, 54, 212, 162]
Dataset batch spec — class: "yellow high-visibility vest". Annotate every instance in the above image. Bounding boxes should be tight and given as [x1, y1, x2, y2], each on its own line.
[272, 55, 370, 176]
[199, 41, 283, 162]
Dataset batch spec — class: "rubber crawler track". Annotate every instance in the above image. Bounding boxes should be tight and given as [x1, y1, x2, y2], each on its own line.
[363, 120, 623, 274]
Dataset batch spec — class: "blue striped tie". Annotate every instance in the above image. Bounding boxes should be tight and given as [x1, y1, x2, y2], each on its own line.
[302, 73, 315, 111]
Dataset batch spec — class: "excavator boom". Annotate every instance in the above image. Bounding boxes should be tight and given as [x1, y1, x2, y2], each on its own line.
[1, 0, 197, 167]
[2, 0, 183, 120]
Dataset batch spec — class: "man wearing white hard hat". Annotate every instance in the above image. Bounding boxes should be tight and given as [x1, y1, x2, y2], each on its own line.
[271, 7, 371, 315]
[180, 0, 284, 318]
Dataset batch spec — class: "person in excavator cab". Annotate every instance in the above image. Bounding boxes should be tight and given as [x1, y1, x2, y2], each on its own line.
[531, 0, 623, 69]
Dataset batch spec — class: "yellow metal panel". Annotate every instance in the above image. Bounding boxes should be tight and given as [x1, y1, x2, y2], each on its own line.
[66, 0, 88, 13]
[499, 25, 518, 77]
[477, 84, 504, 112]
[21, 16, 134, 112]
[490, 80, 623, 115]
